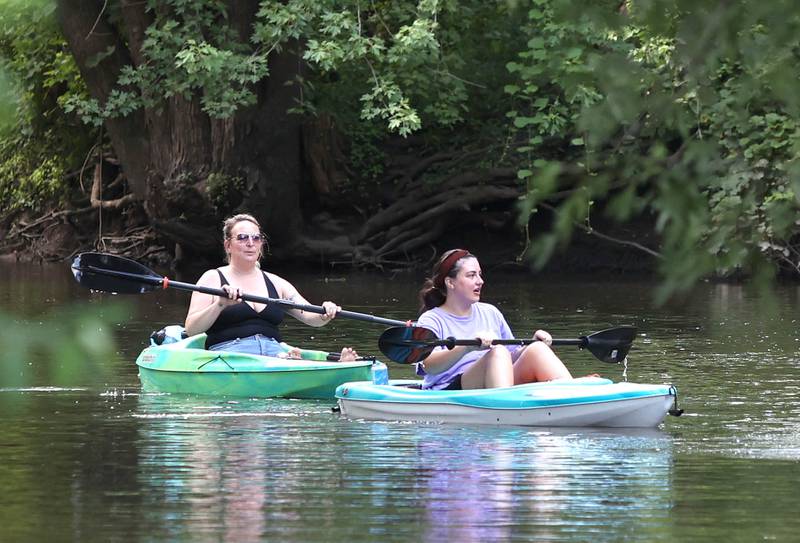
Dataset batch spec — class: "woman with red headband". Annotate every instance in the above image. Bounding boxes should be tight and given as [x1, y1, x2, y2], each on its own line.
[416, 249, 572, 390]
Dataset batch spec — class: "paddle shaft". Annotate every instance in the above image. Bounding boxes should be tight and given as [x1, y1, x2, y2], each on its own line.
[80, 263, 411, 328]
[377, 324, 636, 364]
[400, 337, 583, 349]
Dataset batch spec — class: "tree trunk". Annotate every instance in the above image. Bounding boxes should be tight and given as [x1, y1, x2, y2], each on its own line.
[52, 1, 534, 271]
[56, 0, 151, 198]
[228, 43, 305, 254]
[56, 0, 306, 265]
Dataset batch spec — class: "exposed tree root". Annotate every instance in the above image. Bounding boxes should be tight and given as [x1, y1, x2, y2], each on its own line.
[1, 137, 664, 275]
[90, 163, 138, 210]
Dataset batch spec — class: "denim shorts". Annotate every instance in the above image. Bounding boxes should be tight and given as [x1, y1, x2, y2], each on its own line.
[208, 334, 285, 357]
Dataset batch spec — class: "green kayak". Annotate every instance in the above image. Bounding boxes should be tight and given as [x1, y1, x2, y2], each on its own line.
[135, 333, 388, 399]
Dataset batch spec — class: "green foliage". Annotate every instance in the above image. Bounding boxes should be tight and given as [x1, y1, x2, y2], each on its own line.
[0, 1, 81, 128]
[505, 0, 615, 148]
[66, 1, 494, 137]
[0, 69, 18, 135]
[65, 1, 267, 121]
[206, 172, 244, 212]
[286, 1, 521, 187]
[342, 121, 386, 185]
[0, 0, 93, 212]
[253, 0, 452, 134]
[0, 154, 66, 212]
[0, 302, 126, 388]
[5, 0, 800, 300]
[507, 0, 800, 298]
[0, 2, 123, 390]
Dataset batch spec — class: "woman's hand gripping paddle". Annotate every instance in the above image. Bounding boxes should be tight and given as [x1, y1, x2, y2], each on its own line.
[377, 325, 637, 364]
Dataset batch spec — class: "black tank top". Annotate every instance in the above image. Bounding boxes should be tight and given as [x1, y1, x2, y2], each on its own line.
[205, 270, 285, 349]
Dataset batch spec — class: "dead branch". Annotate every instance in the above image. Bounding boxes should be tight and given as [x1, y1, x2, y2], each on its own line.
[538, 202, 663, 259]
[90, 162, 138, 209]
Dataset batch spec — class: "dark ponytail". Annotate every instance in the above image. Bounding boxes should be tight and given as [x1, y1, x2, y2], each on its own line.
[418, 249, 473, 313]
[418, 277, 446, 313]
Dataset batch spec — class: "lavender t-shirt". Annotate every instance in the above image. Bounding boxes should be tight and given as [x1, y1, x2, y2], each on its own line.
[416, 302, 519, 390]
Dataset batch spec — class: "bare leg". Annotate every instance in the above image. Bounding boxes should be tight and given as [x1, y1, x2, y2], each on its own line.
[460, 347, 514, 389]
[513, 343, 572, 384]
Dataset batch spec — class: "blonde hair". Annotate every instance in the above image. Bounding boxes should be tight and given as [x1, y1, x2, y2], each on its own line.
[222, 213, 265, 263]
[222, 213, 261, 239]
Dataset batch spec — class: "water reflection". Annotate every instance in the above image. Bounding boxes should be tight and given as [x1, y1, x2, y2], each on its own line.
[134, 393, 305, 540]
[131, 393, 675, 541]
[414, 428, 516, 542]
[342, 422, 674, 542]
[4, 262, 800, 540]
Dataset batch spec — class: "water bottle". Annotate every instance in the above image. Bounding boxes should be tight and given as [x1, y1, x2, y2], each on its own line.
[371, 361, 389, 385]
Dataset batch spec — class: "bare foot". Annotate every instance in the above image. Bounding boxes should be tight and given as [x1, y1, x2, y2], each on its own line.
[339, 347, 358, 361]
[278, 347, 302, 359]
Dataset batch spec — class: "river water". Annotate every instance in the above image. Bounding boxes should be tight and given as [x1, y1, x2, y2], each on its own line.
[1, 260, 799, 541]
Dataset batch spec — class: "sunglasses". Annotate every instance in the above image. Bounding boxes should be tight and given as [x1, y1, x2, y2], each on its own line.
[231, 233, 264, 243]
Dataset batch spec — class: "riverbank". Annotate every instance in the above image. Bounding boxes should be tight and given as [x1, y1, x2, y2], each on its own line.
[0, 203, 661, 279]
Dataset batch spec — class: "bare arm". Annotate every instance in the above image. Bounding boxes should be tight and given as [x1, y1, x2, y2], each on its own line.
[184, 270, 240, 336]
[419, 332, 494, 375]
[269, 273, 340, 327]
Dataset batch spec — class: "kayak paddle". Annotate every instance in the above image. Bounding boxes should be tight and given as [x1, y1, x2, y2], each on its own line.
[377, 325, 637, 364]
[71, 252, 413, 328]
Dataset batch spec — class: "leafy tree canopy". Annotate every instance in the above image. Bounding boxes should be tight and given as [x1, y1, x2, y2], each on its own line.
[0, 0, 90, 212]
[65, 0, 494, 136]
[1, 0, 799, 301]
[507, 0, 800, 300]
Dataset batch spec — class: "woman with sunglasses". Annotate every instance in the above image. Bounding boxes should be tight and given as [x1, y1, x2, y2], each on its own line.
[185, 213, 357, 360]
[415, 249, 572, 390]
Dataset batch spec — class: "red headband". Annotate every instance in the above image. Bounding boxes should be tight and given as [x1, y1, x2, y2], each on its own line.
[434, 249, 470, 288]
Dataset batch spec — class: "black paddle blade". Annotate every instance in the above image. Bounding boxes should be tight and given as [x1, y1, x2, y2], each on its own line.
[71, 252, 163, 294]
[582, 326, 637, 363]
[378, 326, 439, 364]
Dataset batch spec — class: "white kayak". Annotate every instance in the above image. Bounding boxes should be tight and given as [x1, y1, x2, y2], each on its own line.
[335, 377, 680, 428]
